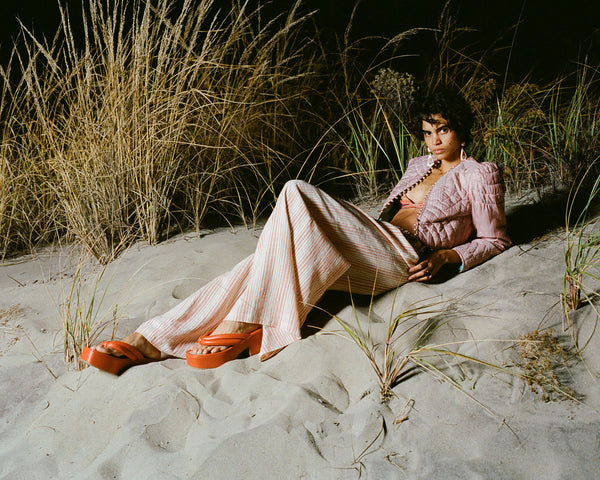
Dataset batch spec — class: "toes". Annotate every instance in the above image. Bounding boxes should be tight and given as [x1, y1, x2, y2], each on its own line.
[93, 345, 122, 357]
[190, 345, 227, 355]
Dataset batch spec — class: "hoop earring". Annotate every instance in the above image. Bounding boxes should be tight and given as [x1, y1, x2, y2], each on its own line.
[427, 152, 435, 168]
[460, 143, 467, 161]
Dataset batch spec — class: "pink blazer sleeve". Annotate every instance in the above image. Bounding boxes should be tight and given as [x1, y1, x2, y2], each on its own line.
[452, 162, 511, 271]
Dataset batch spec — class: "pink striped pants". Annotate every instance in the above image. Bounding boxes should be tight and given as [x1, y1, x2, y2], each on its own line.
[136, 180, 419, 360]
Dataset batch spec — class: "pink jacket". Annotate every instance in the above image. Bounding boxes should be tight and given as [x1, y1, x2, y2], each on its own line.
[381, 156, 511, 271]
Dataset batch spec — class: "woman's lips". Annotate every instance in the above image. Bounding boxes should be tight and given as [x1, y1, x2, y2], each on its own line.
[433, 149, 444, 155]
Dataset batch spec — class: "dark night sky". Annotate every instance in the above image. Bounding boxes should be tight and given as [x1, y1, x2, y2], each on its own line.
[0, 0, 598, 80]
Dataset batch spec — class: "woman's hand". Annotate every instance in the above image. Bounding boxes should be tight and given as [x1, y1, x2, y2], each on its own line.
[408, 249, 461, 282]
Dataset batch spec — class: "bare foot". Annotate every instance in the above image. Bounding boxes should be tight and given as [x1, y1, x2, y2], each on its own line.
[93, 333, 162, 360]
[190, 321, 262, 355]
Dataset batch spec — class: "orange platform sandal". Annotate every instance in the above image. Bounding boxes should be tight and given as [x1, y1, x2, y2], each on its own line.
[186, 327, 263, 369]
[80, 341, 159, 375]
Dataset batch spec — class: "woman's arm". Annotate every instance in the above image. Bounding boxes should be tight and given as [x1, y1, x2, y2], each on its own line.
[451, 162, 511, 271]
[410, 162, 510, 281]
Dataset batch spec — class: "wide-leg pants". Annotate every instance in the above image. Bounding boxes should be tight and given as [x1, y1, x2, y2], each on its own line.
[136, 180, 420, 360]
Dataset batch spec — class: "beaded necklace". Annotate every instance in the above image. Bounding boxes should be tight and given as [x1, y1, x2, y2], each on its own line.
[378, 155, 442, 223]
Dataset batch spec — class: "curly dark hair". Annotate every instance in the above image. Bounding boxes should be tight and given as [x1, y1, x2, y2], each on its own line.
[410, 88, 474, 145]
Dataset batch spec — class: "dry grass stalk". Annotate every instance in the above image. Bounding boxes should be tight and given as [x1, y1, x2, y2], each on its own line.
[0, 305, 25, 327]
[59, 258, 122, 369]
[515, 329, 577, 402]
[565, 273, 583, 311]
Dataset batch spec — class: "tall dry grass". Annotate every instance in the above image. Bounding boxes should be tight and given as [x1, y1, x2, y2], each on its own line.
[0, 0, 599, 265]
[0, 0, 322, 263]
[0, 51, 60, 257]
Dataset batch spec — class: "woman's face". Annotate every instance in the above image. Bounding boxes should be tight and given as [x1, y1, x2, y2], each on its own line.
[422, 114, 462, 163]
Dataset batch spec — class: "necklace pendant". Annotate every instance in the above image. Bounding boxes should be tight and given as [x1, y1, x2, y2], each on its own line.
[427, 155, 441, 169]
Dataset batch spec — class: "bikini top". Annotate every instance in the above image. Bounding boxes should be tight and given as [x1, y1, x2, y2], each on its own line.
[399, 196, 424, 209]
[379, 160, 439, 222]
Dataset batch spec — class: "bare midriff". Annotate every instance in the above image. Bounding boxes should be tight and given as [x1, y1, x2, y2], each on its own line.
[390, 200, 420, 233]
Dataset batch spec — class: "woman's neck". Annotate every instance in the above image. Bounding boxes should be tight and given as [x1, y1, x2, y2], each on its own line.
[437, 156, 462, 174]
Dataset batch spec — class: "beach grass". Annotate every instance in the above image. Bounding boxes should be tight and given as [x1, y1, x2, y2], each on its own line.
[1, 0, 599, 264]
[331, 288, 581, 406]
[57, 258, 122, 369]
[0, 0, 324, 263]
[332, 291, 504, 402]
[562, 162, 600, 350]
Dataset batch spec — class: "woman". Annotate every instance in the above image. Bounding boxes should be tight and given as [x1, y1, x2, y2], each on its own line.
[81, 88, 511, 374]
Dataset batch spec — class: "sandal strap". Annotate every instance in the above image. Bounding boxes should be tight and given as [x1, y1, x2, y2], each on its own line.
[198, 332, 257, 347]
[102, 341, 145, 361]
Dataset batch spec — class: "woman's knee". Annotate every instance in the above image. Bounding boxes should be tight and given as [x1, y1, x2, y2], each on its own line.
[282, 179, 310, 192]
[281, 180, 319, 193]
[278, 179, 317, 199]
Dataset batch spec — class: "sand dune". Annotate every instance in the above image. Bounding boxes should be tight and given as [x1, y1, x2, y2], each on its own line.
[1, 217, 599, 479]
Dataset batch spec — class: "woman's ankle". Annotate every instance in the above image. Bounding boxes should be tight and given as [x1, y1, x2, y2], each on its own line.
[213, 321, 261, 335]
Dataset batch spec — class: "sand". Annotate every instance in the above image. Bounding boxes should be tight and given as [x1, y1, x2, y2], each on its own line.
[1, 205, 600, 479]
